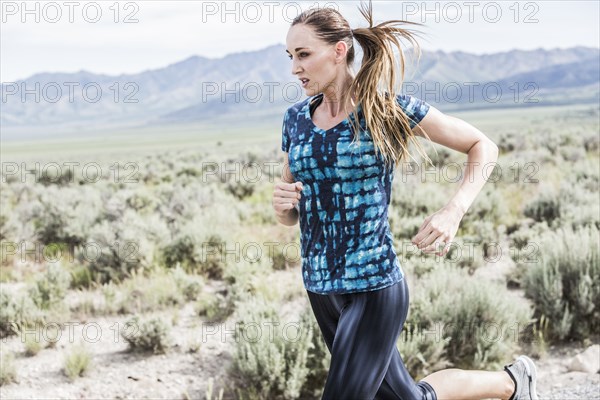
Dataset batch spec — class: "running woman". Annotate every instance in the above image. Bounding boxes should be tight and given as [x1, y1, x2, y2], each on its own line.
[272, 2, 539, 399]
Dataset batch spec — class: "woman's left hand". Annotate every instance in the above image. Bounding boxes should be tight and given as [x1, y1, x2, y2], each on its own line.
[411, 203, 464, 257]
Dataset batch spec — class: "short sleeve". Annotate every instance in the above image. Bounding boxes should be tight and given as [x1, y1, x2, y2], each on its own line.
[281, 109, 290, 152]
[396, 94, 431, 129]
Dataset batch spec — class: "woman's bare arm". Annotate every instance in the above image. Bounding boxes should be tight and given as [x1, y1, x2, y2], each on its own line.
[413, 105, 500, 217]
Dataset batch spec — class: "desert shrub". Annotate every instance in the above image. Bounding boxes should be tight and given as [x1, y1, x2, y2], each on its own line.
[559, 145, 586, 162]
[195, 233, 228, 280]
[69, 264, 94, 289]
[461, 187, 510, 229]
[116, 268, 185, 314]
[63, 343, 92, 380]
[0, 351, 17, 386]
[390, 178, 441, 218]
[162, 232, 227, 279]
[225, 181, 255, 200]
[297, 307, 331, 399]
[555, 181, 600, 230]
[73, 267, 194, 316]
[0, 194, 19, 243]
[38, 167, 74, 186]
[571, 157, 599, 193]
[159, 191, 239, 280]
[396, 316, 451, 380]
[31, 185, 101, 248]
[522, 224, 599, 342]
[170, 265, 204, 301]
[176, 167, 202, 178]
[24, 333, 43, 356]
[497, 131, 526, 154]
[121, 315, 172, 354]
[229, 295, 320, 400]
[27, 263, 71, 310]
[468, 220, 502, 261]
[0, 291, 44, 339]
[508, 220, 551, 251]
[402, 263, 533, 373]
[522, 185, 560, 225]
[195, 290, 235, 324]
[270, 237, 299, 271]
[125, 187, 157, 213]
[242, 182, 278, 225]
[162, 235, 196, 272]
[583, 131, 599, 152]
[154, 182, 213, 229]
[401, 234, 487, 276]
[82, 209, 170, 284]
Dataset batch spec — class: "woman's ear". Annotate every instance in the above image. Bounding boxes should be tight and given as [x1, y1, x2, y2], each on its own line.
[334, 41, 349, 64]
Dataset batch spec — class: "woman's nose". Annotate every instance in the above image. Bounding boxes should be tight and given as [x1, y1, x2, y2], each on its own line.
[291, 60, 301, 76]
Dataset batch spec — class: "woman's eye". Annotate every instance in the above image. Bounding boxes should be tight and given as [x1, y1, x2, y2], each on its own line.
[288, 53, 309, 60]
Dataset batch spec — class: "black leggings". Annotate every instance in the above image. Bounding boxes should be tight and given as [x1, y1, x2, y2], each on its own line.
[306, 278, 438, 400]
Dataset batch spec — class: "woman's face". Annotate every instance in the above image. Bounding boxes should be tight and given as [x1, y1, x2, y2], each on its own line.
[286, 24, 341, 96]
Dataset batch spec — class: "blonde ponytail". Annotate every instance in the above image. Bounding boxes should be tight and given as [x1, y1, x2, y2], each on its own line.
[292, 0, 437, 172]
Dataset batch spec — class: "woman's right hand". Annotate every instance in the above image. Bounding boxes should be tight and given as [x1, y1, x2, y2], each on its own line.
[273, 181, 303, 216]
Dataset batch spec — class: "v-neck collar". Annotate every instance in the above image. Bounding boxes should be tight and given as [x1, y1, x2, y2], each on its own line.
[304, 93, 362, 133]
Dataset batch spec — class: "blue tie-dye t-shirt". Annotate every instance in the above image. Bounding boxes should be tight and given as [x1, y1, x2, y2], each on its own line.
[281, 92, 431, 295]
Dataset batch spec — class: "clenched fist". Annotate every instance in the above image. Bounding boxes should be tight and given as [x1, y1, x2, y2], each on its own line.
[273, 181, 304, 216]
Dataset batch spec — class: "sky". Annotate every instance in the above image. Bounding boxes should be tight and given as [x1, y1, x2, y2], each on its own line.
[1, 0, 599, 82]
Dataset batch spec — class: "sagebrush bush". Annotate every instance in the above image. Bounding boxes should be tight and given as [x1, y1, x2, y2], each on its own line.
[268, 237, 298, 271]
[195, 290, 235, 324]
[461, 187, 510, 230]
[225, 180, 255, 200]
[229, 294, 325, 400]
[116, 268, 186, 314]
[121, 315, 172, 354]
[508, 220, 551, 252]
[497, 130, 526, 154]
[68, 264, 94, 289]
[523, 185, 561, 226]
[160, 197, 239, 280]
[396, 318, 451, 380]
[555, 180, 599, 230]
[31, 185, 101, 248]
[298, 306, 330, 399]
[125, 187, 157, 213]
[390, 178, 442, 218]
[63, 343, 92, 380]
[401, 263, 533, 373]
[170, 265, 205, 301]
[27, 263, 71, 310]
[24, 333, 43, 356]
[0, 290, 44, 338]
[82, 209, 170, 284]
[522, 224, 599, 342]
[162, 235, 196, 272]
[196, 233, 228, 280]
[0, 351, 17, 386]
[468, 220, 502, 262]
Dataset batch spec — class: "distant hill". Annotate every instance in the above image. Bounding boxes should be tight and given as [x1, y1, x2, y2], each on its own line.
[1, 45, 598, 139]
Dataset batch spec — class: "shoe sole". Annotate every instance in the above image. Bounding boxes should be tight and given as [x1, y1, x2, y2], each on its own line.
[517, 355, 539, 400]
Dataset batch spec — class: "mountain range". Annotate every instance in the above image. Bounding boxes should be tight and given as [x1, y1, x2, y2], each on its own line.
[1, 45, 598, 139]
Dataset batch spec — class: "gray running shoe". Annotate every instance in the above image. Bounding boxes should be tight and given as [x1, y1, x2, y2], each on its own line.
[504, 355, 539, 400]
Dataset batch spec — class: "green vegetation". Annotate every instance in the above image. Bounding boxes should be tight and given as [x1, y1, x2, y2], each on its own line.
[0, 103, 598, 397]
[63, 343, 92, 380]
